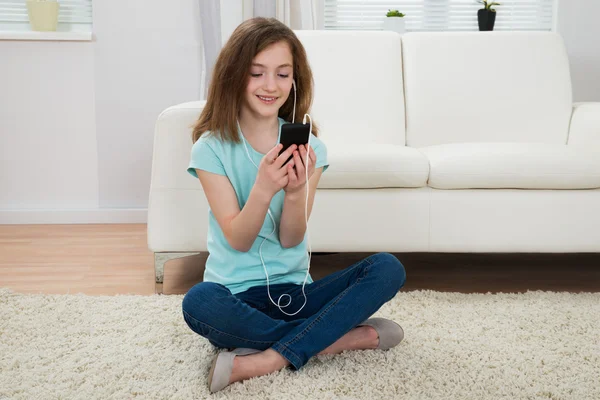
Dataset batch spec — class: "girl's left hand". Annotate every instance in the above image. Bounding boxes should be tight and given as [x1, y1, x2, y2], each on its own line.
[284, 144, 317, 194]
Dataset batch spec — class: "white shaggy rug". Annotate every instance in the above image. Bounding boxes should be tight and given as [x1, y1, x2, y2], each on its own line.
[1, 287, 599, 400]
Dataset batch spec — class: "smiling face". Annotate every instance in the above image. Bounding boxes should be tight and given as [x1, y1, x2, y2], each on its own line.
[241, 40, 294, 120]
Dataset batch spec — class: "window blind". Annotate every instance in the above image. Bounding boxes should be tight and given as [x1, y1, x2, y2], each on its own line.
[0, 0, 92, 31]
[324, 0, 554, 31]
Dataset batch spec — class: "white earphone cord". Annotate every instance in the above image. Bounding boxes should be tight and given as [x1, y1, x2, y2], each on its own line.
[239, 81, 312, 316]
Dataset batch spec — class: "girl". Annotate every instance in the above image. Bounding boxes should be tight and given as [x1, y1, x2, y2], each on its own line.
[182, 17, 407, 393]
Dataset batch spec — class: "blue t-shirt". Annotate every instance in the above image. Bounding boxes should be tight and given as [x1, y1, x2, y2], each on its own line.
[187, 117, 329, 295]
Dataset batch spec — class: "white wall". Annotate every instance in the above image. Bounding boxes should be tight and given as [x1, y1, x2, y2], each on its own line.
[93, 1, 202, 209]
[0, 0, 598, 224]
[0, 41, 97, 214]
[0, 0, 203, 224]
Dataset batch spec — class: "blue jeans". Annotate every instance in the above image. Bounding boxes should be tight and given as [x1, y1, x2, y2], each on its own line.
[181, 252, 406, 370]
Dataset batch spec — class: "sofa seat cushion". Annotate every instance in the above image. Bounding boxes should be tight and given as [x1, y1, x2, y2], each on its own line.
[318, 142, 429, 189]
[420, 143, 600, 189]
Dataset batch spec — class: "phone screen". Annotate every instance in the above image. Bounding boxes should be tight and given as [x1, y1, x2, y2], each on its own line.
[279, 123, 310, 164]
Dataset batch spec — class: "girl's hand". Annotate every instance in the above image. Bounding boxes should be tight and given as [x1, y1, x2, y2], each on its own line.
[284, 144, 316, 195]
[255, 143, 297, 198]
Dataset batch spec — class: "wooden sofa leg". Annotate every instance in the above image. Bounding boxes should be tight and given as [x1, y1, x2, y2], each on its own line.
[154, 252, 201, 294]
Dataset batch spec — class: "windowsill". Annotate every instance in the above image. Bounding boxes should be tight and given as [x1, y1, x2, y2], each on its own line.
[0, 30, 92, 41]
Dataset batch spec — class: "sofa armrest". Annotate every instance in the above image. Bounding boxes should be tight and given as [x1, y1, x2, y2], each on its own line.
[148, 101, 209, 253]
[149, 100, 207, 191]
[568, 102, 600, 148]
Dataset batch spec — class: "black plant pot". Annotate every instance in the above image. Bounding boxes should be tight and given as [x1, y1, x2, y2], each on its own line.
[477, 9, 496, 31]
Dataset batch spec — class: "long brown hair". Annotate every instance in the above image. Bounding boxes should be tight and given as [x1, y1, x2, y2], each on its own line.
[192, 17, 318, 143]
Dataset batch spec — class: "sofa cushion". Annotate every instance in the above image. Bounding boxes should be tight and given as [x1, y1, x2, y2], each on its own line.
[420, 143, 600, 189]
[318, 143, 429, 188]
[402, 32, 572, 147]
[295, 30, 406, 145]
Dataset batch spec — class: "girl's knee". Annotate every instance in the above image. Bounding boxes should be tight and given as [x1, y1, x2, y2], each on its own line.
[370, 252, 406, 292]
[182, 281, 229, 321]
[182, 282, 231, 339]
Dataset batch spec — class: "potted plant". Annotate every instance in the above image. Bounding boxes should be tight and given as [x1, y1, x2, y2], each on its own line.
[26, 0, 60, 32]
[383, 9, 406, 35]
[477, 1, 500, 31]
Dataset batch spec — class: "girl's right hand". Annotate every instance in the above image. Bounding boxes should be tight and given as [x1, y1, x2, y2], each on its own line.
[255, 143, 298, 198]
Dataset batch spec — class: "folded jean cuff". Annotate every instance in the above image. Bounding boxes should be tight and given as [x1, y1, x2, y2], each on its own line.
[271, 343, 303, 370]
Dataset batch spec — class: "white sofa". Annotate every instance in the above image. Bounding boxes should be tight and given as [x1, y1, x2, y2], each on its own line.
[148, 30, 600, 293]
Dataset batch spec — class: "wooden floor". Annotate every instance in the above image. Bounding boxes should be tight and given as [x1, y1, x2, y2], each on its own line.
[0, 224, 598, 296]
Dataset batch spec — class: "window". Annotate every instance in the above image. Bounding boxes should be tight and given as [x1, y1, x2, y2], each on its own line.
[324, 0, 555, 31]
[0, 0, 92, 33]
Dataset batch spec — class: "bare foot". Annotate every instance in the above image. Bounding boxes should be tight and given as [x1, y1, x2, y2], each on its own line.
[229, 349, 290, 385]
[318, 326, 379, 355]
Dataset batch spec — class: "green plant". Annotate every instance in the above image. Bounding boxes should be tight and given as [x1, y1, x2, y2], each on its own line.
[477, 1, 500, 12]
[386, 9, 405, 17]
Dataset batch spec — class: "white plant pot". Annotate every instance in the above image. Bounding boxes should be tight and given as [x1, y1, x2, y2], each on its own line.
[383, 17, 406, 35]
[26, 0, 60, 32]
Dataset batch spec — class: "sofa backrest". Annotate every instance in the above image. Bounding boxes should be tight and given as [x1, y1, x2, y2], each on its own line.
[295, 30, 406, 145]
[401, 31, 573, 147]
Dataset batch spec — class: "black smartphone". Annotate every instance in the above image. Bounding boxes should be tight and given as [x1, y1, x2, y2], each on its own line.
[279, 123, 311, 165]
